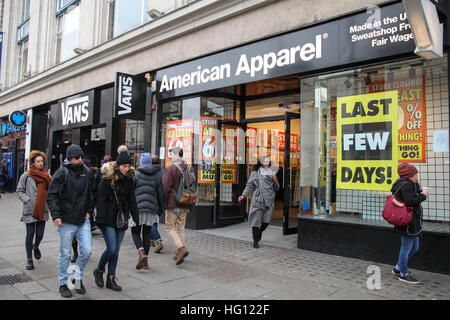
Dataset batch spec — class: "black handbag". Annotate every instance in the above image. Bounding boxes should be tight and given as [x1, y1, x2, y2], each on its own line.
[113, 187, 127, 229]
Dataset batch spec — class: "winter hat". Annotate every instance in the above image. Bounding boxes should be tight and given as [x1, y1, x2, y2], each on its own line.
[140, 153, 152, 166]
[398, 163, 418, 179]
[66, 144, 85, 161]
[116, 151, 131, 166]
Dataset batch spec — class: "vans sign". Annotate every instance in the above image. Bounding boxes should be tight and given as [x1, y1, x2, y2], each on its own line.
[114, 72, 146, 120]
[156, 3, 415, 99]
[52, 91, 94, 130]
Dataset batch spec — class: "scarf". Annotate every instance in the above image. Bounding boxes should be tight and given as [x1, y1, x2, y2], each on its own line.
[27, 167, 52, 221]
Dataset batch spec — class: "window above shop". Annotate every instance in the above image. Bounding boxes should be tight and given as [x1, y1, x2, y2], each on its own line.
[108, 0, 197, 39]
[56, 0, 80, 16]
[17, 0, 30, 44]
[55, 3, 80, 64]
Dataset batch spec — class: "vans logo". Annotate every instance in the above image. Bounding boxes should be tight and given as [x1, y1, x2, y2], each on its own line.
[114, 72, 146, 119]
[117, 75, 133, 115]
[61, 96, 90, 126]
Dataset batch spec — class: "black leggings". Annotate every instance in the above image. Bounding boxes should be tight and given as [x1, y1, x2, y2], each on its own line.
[25, 222, 46, 260]
[131, 225, 152, 255]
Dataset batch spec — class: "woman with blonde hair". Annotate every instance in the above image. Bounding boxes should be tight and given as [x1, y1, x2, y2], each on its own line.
[93, 151, 139, 291]
[16, 150, 52, 270]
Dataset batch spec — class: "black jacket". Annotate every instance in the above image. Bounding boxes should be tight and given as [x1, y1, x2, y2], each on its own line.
[46, 160, 95, 226]
[391, 178, 427, 237]
[135, 164, 165, 216]
[96, 171, 139, 231]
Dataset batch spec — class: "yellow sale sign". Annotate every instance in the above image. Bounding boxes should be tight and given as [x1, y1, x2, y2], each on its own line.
[337, 91, 399, 191]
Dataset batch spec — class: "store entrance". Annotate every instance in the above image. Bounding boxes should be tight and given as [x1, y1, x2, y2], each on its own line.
[243, 112, 300, 235]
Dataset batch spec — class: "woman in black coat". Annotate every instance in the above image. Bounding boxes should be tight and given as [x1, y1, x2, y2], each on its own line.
[131, 153, 165, 269]
[93, 151, 139, 291]
[391, 163, 429, 285]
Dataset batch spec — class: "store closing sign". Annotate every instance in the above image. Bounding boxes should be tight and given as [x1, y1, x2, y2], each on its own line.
[198, 118, 237, 184]
[337, 91, 398, 191]
[369, 76, 426, 163]
[165, 119, 193, 168]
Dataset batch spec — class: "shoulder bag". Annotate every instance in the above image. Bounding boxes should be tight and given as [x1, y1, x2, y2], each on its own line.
[112, 187, 127, 229]
[382, 182, 413, 227]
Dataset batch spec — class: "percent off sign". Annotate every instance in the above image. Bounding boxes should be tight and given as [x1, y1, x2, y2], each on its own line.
[406, 103, 422, 130]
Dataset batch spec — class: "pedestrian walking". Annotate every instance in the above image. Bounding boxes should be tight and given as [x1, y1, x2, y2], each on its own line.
[131, 153, 165, 269]
[46, 144, 94, 298]
[71, 158, 98, 263]
[0, 159, 7, 194]
[238, 155, 279, 249]
[93, 151, 139, 291]
[391, 163, 429, 284]
[16, 151, 52, 270]
[163, 147, 195, 265]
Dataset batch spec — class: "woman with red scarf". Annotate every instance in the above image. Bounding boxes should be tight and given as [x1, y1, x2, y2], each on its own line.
[16, 151, 52, 270]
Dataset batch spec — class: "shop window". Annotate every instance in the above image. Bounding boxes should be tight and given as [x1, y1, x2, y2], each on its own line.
[56, 3, 80, 64]
[161, 95, 241, 205]
[123, 119, 145, 168]
[300, 56, 449, 233]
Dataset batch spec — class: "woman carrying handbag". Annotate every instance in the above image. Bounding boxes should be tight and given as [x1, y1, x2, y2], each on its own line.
[93, 151, 139, 291]
[16, 151, 52, 270]
[391, 163, 429, 284]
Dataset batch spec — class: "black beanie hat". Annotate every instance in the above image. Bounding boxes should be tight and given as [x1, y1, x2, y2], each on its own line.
[116, 151, 131, 166]
[66, 144, 85, 161]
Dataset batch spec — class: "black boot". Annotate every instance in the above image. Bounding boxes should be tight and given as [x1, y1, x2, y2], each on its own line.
[26, 260, 34, 270]
[106, 275, 122, 291]
[252, 227, 260, 248]
[259, 223, 270, 241]
[93, 268, 105, 288]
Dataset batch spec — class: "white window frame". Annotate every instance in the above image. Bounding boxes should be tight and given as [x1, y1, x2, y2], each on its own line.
[111, 0, 149, 38]
[55, 3, 80, 64]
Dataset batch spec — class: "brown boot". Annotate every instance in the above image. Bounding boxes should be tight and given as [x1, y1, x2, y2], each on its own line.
[173, 251, 178, 260]
[154, 242, 164, 253]
[136, 249, 146, 270]
[176, 246, 189, 265]
[142, 256, 149, 269]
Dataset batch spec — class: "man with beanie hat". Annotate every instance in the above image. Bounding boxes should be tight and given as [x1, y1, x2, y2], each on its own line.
[47, 144, 94, 298]
[390, 162, 429, 284]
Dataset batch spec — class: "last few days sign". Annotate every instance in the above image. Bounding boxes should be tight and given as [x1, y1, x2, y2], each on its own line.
[337, 91, 399, 191]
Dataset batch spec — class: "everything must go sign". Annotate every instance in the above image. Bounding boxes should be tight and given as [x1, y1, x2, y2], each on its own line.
[337, 91, 399, 191]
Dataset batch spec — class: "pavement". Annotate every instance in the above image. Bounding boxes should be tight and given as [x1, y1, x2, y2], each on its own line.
[0, 192, 449, 301]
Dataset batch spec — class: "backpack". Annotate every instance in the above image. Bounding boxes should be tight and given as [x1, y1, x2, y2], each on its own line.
[174, 163, 197, 206]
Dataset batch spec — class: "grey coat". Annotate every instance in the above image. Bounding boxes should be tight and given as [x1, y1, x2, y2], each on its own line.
[242, 169, 279, 209]
[16, 172, 50, 223]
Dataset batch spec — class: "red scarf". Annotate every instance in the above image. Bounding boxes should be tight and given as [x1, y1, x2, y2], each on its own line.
[27, 167, 52, 221]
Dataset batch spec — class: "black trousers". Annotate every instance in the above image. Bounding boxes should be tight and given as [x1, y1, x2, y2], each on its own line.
[131, 225, 152, 255]
[25, 221, 46, 260]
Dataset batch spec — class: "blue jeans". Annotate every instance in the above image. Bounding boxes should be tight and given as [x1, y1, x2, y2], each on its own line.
[98, 226, 125, 276]
[58, 219, 92, 286]
[151, 223, 162, 242]
[396, 235, 419, 277]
